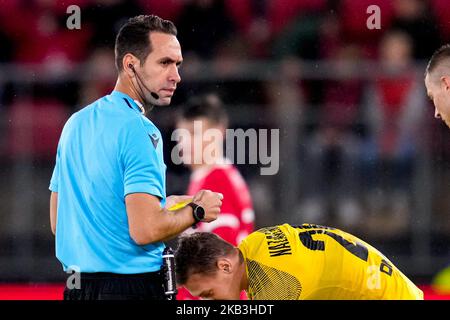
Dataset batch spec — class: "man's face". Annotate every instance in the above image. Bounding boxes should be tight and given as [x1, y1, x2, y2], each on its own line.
[137, 32, 182, 106]
[176, 117, 224, 167]
[183, 268, 242, 300]
[425, 73, 450, 128]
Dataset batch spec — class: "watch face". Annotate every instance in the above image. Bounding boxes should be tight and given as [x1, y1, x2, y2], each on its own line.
[195, 206, 205, 221]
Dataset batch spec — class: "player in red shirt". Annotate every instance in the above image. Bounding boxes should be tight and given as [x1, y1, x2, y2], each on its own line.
[174, 93, 255, 299]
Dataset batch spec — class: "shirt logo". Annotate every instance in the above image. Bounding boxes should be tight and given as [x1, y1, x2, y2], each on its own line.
[149, 133, 159, 149]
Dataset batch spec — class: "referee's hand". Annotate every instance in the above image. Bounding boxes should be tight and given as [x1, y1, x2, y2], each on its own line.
[192, 190, 223, 223]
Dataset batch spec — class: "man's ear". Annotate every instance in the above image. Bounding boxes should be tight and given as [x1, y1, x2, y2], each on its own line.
[440, 76, 450, 91]
[217, 258, 232, 274]
[123, 53, 139, 77]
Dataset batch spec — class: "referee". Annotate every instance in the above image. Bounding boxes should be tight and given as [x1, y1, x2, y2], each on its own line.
[49, 15, 223, 300]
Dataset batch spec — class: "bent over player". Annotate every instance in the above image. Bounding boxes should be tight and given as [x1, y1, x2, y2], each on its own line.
[175, 223, 423, 300]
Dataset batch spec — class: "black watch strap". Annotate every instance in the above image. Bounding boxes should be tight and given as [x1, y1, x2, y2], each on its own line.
[188, 202, 204, 228]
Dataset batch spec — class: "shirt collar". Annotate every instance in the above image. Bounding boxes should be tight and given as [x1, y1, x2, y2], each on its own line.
[110, 90, 145, 114]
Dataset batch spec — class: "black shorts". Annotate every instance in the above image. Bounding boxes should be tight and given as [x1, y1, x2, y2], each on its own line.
[63, 271, 166, 300]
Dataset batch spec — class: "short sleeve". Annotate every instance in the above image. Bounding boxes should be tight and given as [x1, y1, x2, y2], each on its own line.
[120, 118, 165, 199]
[49, 140, 61, 192]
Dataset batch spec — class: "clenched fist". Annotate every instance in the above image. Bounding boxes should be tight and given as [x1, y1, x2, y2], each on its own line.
[192, 190, 223, 223]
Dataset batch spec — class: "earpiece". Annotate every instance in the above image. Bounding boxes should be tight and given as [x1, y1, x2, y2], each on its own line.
[127, 63, 160, 101]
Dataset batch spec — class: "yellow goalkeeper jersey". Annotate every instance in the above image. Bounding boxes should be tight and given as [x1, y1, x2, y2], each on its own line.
[238, 223, 423, 300]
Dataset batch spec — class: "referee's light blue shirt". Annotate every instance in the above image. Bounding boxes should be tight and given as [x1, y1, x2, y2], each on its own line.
[49, 90, 166, 273]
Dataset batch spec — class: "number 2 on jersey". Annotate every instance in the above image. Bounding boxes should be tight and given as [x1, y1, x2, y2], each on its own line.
[293, 224, 369, 262]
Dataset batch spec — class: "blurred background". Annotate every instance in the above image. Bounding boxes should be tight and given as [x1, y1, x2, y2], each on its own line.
[0, 0, 450, 299]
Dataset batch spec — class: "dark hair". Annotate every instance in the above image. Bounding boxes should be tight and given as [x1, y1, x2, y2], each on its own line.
[426, 44, 450, 76]
[175, 232, 235, 285]
[178, 93, 229, 127]
[114, 15, 177, 71]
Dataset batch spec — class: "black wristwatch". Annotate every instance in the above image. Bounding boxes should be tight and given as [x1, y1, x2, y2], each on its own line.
[188, 202, 205, 228]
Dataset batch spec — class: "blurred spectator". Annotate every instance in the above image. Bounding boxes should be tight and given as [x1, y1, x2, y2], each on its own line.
[298, 44, 365, 228]
[268, 0, 326, 36]
[77, 47, 116, 108]
[175, 93, 255, 245]
[223, 0, 326, 59]
[318, 11, 343, 60]
[432, 265, 450, 294]
[175, 93, 255, 300]
[339, 0, 394, 58]
[270, 0, 333, 60]
[361, 30, 425, 232]
[321, 45, 365, 132]
[83, 0, 143, 49]
[1, 0, 92, 68]
[390, 0, 442, 60]
[271, 11, 322, 60]
[266, 56, 304, 225]
[0, 29, 14, 63]
[431, 0, 450, 42]
[6, 91, 68, 162]
[223, 0, 255, 34]
[175, 0, 236, 59]
[138, 0, 184, 21]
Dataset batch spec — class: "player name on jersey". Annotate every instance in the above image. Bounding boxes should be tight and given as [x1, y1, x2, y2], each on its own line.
[259, 226, 292, 257]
